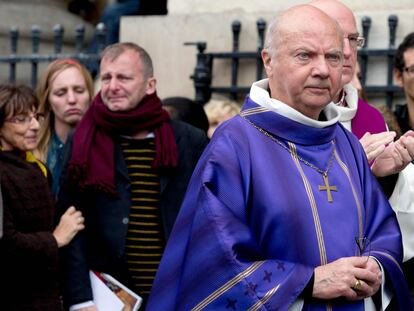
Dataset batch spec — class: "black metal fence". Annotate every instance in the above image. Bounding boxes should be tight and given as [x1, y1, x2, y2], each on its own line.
[0, 23, 107, 88]
[188, 15, 404, 108]
[358, 15, 403, 108]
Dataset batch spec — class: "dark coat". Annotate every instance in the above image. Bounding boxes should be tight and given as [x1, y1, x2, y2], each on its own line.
[58, 120, 208, 306]
[0, 151, 62, 311]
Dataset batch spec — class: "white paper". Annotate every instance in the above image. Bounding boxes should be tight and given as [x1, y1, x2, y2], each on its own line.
[90, 271, 124, 311]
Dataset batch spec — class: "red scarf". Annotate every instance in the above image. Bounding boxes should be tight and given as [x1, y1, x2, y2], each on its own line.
[68, 91, 178, 194]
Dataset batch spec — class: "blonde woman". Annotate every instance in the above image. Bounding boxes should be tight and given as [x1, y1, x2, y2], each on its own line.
[203, 99, 240, 138]
[36, 59, 94, 196]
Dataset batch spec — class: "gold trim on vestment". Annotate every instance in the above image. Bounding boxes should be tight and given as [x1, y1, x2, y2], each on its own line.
[247, 284, 281, 311]
[288, 142, 328, 265]
[239, 107, 270, 117]
[191, 261, 265, 311]
[334, 151, 364, 239]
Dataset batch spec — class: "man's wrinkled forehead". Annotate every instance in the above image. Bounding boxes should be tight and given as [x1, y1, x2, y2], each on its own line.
[279, 18, 343, 51]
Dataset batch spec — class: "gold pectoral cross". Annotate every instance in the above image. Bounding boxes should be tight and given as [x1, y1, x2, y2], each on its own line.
[318, 173, 337, 203]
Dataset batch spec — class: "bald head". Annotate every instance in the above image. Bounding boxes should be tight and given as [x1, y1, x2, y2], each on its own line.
[265, 4, 343, 57]
[262, 4, 344, 119]
[310, 0, 359, 89]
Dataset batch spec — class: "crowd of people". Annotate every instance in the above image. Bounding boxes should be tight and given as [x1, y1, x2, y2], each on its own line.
[1, 0, 414, 310]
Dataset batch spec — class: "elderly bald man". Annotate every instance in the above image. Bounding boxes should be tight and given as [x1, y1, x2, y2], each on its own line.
[146, 4, 412, 310]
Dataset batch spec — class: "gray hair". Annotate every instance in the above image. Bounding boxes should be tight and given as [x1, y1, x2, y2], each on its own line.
[101, 42, 154, 79]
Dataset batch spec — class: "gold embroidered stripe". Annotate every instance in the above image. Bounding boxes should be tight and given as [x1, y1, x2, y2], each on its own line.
[192, 261, 265, 311]
[239, 107, 269, 117]
[247, 284, 281, 311]
[334, 152, 364, 239]
[289, 142, 327, 265]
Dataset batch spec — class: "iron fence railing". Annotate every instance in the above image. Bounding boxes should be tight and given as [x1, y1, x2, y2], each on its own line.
[0, 23, 107, 88]
[188, 15, 404, 108]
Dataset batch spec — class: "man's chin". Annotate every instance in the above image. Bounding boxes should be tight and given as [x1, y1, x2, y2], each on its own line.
[107, 103, 127, 112]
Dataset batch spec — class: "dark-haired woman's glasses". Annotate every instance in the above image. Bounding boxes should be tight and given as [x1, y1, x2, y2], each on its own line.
[5, 113, 45, 125]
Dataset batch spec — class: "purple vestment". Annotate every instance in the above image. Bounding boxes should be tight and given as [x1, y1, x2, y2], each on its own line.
[147, 97, 411, 310]
[352, 98, 387, 139]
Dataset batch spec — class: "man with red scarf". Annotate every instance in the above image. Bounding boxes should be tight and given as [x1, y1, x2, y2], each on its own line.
[58, 42, 208, 310]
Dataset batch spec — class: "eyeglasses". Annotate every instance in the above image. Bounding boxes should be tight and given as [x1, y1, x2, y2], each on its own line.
[5, 113, 45, 125]
[346, 34, 365, 49]
[355, 237, 371, 262]
[403, 65, 414, 76]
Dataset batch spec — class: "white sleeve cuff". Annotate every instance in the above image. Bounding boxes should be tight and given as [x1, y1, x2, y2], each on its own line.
[69, 301, 94, 311]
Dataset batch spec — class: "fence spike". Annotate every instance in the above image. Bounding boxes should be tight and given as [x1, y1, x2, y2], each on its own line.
[53, 24, 64, 54]
[361, 16, 371, 48]
[388, 15, 398, 49]
[10, 27, 18, 54]
[75, 24, 85, 52]
[96, 22, 106, 53]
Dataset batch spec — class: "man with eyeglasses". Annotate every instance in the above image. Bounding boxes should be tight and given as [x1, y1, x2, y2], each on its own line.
[311, 0, 414, 199]
[147, 4, 412, 310]
[392, 31, 414, 302]
[394, 32, 414, 134]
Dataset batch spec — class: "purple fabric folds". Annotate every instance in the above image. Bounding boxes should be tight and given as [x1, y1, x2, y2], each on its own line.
[147, 97, 411, 310]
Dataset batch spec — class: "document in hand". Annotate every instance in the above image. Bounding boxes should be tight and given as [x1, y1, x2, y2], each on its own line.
[90, 271, 143, 311]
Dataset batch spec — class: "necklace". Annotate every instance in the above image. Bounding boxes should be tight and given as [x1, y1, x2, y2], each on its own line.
[242, 116, 337, 202]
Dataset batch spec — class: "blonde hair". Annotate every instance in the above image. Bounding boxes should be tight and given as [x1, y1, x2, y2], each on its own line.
[35, 59, 94, 161]
[204, 99, 240, 125]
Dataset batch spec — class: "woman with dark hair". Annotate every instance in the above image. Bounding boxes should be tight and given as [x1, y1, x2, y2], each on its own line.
[0, 84, 84, 311]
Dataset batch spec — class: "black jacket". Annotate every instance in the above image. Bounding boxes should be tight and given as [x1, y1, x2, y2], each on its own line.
[58, 120, 208, 306]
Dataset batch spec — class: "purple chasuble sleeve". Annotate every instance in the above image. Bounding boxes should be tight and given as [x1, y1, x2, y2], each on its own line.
[147, 98, 412, 310]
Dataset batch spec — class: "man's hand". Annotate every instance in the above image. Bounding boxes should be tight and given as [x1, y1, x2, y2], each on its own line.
[313, 257, 382, 300]
[371, 130, 414, 177]
[359, 132, 396, 163]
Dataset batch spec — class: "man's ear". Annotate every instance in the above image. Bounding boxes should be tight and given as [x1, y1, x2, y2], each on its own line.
[145, 77, 157, 95]
[262, 48, 273, 77]
[393, 68, 404, 87]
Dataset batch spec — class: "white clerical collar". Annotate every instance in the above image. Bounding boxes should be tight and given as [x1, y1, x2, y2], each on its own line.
[249, 79, 340, 129]
[335, 83, 358, 123]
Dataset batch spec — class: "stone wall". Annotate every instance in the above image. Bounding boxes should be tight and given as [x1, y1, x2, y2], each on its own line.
[121, 1, 414, 106]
